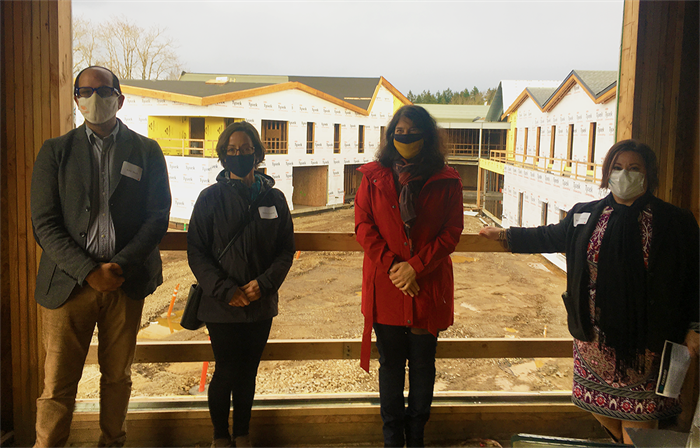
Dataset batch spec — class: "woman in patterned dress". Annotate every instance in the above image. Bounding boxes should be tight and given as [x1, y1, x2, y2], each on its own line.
[480, 140, 699, 444]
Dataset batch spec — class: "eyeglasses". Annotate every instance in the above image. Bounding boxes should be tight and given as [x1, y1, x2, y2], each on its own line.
[226, 146, 255, 155]
[74, 86, 120, 99]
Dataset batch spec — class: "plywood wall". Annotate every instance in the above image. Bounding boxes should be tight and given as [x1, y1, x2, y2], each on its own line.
[618, 0, 699, 216]
[0, 1, 73, 444]
[292, 166, 328, 207]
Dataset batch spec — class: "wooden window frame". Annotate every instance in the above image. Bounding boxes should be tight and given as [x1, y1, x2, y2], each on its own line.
[306, 122, 314, 155]
[261, 120, 288, 154]
[549, 125, 556, 167]
[523, 127, 529, 162]
[535, 127, 541, 165]
[518, 192, 524, 226]
[358, 125, 364, 154]
[587, 122, 597, 174]
[566, 124, 574, 168]
[541, 201, 548, 226]
[334, 123, 341, 154]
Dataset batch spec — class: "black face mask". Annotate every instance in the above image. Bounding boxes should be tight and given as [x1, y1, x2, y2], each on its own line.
[225, 154, 255, 178]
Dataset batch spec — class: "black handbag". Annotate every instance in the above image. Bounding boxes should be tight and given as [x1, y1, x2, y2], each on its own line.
[180, 283, 204, 330]
[179, 214, 252, 330]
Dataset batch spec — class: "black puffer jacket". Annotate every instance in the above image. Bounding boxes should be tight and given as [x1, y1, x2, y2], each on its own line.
[187, 171, 295, 323]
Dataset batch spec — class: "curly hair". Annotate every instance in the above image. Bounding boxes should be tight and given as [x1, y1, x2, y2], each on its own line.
[376, 105, 446, 177]
[215, 121, 266, 168]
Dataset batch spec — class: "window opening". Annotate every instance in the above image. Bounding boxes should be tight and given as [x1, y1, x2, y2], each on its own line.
[306, 122, 315, 154]
[587, 122, 597, 169]
[262, 120, 288, 154]
[334, 123, 341, 154]
[190, 117, 204, 150]
[358, 125, 364, 154]
[566, 124, 574, 168]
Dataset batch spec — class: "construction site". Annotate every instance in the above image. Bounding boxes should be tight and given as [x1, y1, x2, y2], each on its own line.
[2, 1, 698, 446]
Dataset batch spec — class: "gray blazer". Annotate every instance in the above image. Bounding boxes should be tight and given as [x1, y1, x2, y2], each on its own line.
[30, 120, 172, 309]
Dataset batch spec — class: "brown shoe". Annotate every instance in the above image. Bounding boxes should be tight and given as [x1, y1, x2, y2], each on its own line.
[233, 434, 252, 447]
[211, 438, 232, 448]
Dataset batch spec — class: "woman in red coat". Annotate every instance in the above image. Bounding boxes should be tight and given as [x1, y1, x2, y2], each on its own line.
[355, 105, 463, 447]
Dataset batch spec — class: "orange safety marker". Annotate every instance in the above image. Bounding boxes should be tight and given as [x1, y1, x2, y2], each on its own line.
[167, 283, 180, 333]
[199, 336, 211, 393]
[295, 251, 301, 260]
[199, 361, 209, 393]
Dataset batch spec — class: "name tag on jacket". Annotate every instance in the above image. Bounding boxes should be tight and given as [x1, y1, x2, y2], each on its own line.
[573, 212, 590, 227]
[121, 161, 143, 181]
[259, 206, 278, 219]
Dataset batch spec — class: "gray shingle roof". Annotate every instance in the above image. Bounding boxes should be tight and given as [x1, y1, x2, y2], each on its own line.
[572, 70, 617, 98]
[121, 74, 382, 110]
[288, 76, 380, 110]
[526, 87, 558, 108]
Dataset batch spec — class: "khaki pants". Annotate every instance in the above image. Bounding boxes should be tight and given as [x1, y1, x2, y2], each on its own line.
[35, 285, 144, 447]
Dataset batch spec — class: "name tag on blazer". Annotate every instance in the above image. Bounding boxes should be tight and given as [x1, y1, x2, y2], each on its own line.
[259, 205, 278, 219]
[573, 212, 590, 227]
[121, 161, 143, 181]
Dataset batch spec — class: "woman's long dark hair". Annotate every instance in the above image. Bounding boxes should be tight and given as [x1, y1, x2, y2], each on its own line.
[376, 105, 447, 177]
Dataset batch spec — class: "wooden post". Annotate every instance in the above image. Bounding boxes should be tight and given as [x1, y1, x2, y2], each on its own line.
[617, 0, 699, 216]
[476, 163, 483, 209]
[617, 0, 699, 431]
[1, 1, 73, 444]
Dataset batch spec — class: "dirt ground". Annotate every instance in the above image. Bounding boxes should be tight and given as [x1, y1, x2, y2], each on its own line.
[77, 207, 572, 399]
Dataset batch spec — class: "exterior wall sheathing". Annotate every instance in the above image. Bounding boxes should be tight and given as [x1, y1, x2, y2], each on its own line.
[80, 85, 401, 217]
[502, 84, 616, 270]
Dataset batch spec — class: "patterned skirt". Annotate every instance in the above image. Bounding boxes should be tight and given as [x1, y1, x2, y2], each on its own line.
[572, 339, 681, 421]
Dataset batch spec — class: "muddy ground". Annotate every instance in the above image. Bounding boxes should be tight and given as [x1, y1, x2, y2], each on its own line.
[77, 207, 572, 399]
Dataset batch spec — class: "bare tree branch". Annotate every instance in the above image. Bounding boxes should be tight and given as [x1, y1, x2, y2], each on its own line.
[73, 16, 184, 80]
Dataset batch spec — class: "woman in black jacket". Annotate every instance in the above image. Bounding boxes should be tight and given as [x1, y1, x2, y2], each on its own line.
[480, 140, 699, 444]
[187, 122, 295, 448]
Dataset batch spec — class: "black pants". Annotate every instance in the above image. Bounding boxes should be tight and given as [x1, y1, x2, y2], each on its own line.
[374, 323, 438, 447]
[206, 318, 272, 440]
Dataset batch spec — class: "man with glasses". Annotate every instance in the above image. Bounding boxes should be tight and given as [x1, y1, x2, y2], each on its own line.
[30, 66, 171, 447]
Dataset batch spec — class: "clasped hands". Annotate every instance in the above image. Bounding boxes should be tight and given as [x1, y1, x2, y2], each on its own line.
[86, 263, 124, 292]
[389, 261, 419, 297]
[228, 279, 261, 307]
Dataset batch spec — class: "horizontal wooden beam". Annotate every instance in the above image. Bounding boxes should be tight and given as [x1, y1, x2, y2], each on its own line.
[68, 398, 604, 447]
[159, 231, 508, 253]
[86, 338, 572, 364]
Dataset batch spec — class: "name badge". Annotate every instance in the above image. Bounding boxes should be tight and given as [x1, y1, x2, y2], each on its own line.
[573, 212, 590, 227]
[259, 206, 278, 219]
[121, 161, 143, 181]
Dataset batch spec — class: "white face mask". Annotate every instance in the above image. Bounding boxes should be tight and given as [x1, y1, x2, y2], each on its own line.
[77, 94, 119, 125]
[608, 169, 646, 200]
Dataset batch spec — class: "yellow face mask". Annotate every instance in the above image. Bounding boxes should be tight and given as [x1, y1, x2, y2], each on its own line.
[394, 134, 424, 160]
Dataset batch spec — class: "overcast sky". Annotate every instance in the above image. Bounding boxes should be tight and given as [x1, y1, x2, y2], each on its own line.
[72, 0, 625, 95]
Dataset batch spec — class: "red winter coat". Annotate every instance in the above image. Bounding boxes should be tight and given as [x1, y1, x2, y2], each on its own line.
[355, 161, 463, 371]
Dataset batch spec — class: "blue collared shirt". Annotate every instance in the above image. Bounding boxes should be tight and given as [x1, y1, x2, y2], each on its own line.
[85, 122, 119, 261]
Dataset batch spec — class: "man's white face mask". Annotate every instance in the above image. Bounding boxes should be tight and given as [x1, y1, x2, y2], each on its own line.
[608, 169, 646, 200]
[77, 94, 119, 125]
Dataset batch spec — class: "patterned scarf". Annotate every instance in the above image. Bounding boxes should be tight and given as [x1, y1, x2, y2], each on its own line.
[392, 159, 424, 239]
[595, 191, 653, 373]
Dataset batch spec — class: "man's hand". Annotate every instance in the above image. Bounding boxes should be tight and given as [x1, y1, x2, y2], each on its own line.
[685, 330, 699, 358]
[86, 263, 124, 292]
[241, 279, 261, 302]
[228, 288, 250, 307]
[389, 262, 419, 297]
